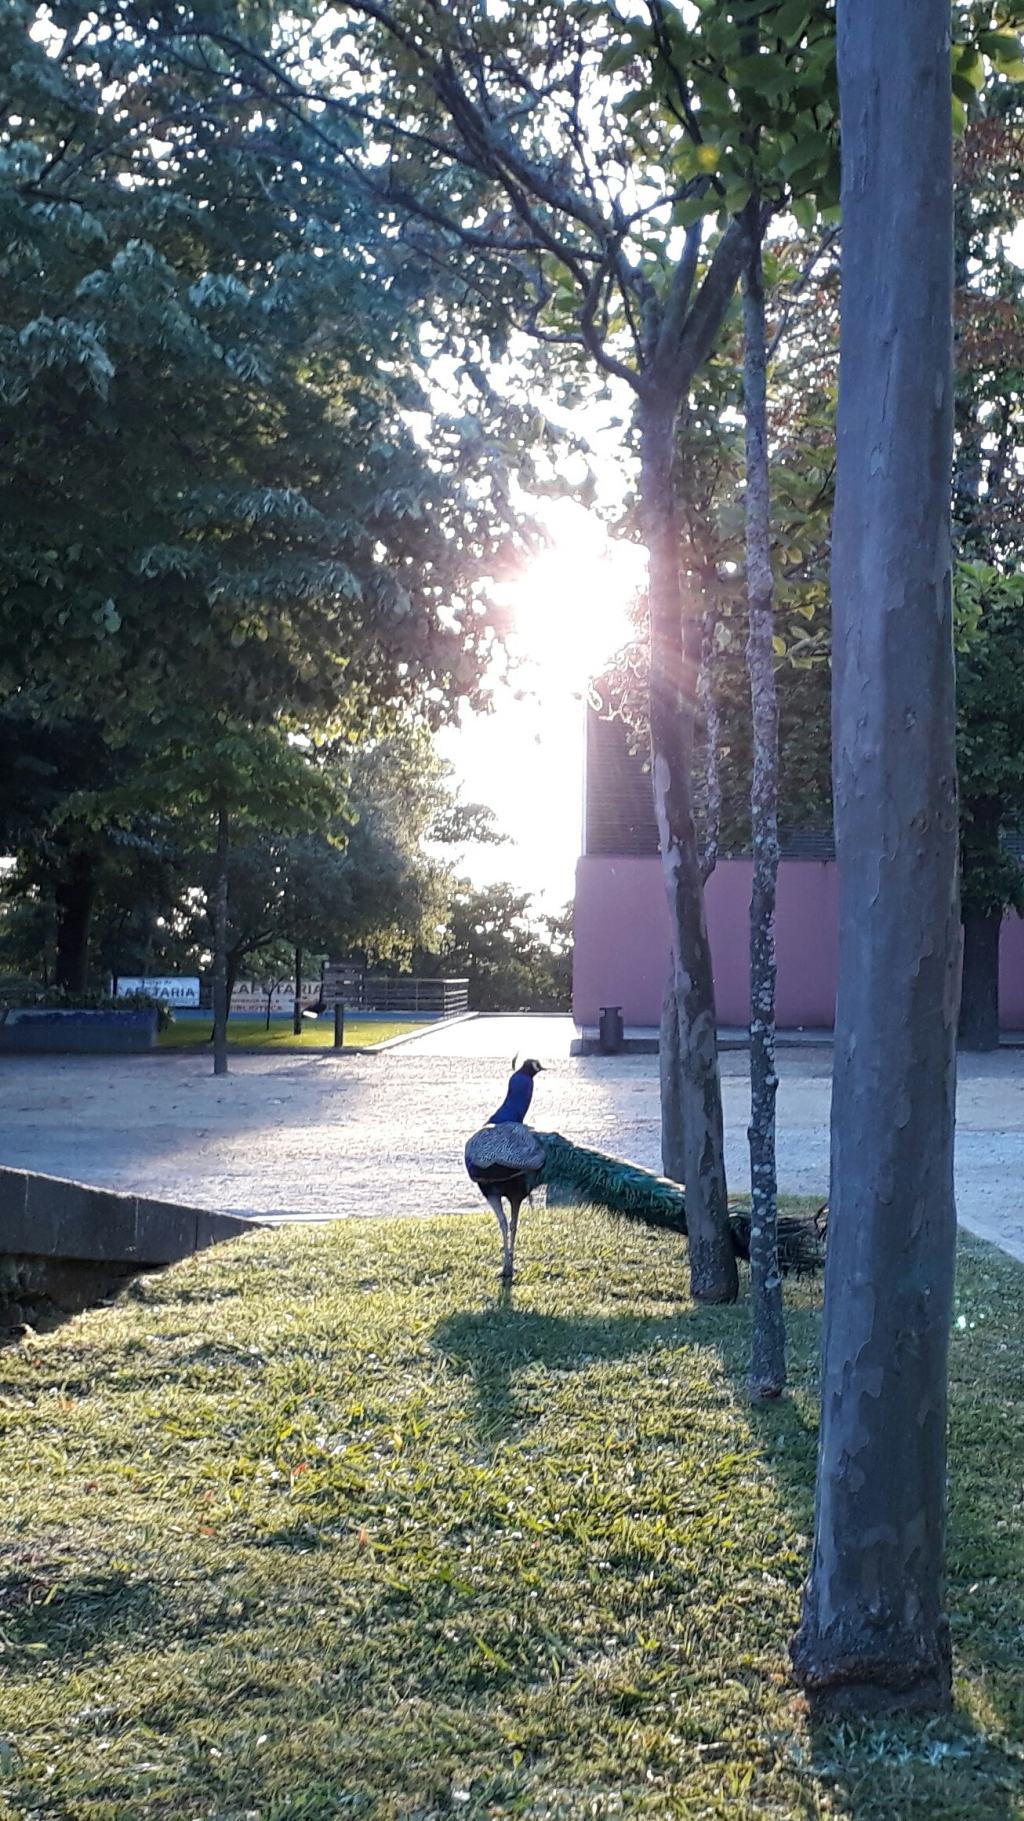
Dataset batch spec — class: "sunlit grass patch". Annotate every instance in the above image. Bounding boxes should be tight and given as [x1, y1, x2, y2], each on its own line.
[1, 1210, 1021, 1819]
[158, 1015, 418, 1052]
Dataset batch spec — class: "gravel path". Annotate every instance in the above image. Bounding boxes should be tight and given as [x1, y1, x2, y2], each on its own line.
[0, 1022, 1021, 1261]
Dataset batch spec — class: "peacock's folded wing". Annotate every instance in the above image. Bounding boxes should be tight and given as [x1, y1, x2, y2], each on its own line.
[465, 1123, 546, 1186]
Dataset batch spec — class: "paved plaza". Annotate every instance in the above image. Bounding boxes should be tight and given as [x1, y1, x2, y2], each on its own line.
[0, 1016, 1022, 1261]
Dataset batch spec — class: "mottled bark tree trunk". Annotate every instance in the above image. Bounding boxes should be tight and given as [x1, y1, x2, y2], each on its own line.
[742, 215, 785, 1403]
[54, 852, 96, 993]
[958, 912, 1000, 1051]
[293, 945, 304, 1036]
[791, 0, 960, 1712]
[212, 802, 230, 1078]
[696, 595, 722, 888]
[640, 396, 737, 1304]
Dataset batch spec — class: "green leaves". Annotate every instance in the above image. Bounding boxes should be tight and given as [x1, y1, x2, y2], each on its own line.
[777, 130, 832, 184]
[1, 3, 512, 750]
[671, 195, 715, 229]
[952, 42, 986, 101]
[955, 565, 1024, 917]
[977, 28, 1024, 77]
[592, 0, 838, 229]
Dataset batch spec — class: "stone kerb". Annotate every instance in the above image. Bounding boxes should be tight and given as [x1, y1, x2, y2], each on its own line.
[0, 1166, 256, 1266]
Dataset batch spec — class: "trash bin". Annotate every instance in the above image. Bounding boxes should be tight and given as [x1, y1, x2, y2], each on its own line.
[599, 1005, 624, 1054]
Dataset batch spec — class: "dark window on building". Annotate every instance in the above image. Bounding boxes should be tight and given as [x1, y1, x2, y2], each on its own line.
[584, 708, 659, 857]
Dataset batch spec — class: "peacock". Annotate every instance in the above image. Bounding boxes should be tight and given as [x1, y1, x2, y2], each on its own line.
[463, 1058, 546, 1280]
[464, 1058, 826, 1280]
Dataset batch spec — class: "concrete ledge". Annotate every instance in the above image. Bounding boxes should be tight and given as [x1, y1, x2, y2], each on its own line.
[0, 1165, 258, 1267]
[0, 1008, 158, 1054]
[570, 1035, 659, 1057]
[570, 1026, 837, 1056]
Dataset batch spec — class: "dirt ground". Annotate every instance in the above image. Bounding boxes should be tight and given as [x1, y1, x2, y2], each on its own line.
[1, 1017, 1021, 1261]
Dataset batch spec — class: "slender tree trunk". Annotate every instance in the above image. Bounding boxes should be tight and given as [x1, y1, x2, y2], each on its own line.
[212, 802, 230, 1077]
[659, 971, 685, 1180]
[639, 395, 737, 1304]
[697, 589, 722, 887]
[208, 957, 242, 1038]
[791, 0, 959, 1712]
[293, 945, 304, 1036]
[742, 213, 785, 1403]
[959, 911, 1000, 1051]
[54, 852, 96, 993]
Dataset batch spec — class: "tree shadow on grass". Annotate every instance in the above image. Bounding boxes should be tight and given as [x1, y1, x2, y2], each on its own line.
[433, 1275, 1024, 1819]
[0, 1566, 165, 1665]
[0, 1556, 264, 1680]
[434, 1289, 704, 1447]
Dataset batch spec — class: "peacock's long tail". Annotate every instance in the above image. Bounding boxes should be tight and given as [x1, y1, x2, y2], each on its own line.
[726, 1206, 827, 1277]
[537, 1132, 688, 1231]
[533, 1131, 825, 1275]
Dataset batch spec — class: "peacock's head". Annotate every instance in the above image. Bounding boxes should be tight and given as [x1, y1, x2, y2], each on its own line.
[519, 1058, 544, 1077]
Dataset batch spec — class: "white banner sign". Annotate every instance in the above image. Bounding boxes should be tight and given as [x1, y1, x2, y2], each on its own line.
[230, 980, 322, 1015]
[116, 976, 201, 1007]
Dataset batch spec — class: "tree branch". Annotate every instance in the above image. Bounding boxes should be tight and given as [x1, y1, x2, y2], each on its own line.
[673, 215, 751, 392]
[652, 219, 704, 370]
[766, 224, 840, 363]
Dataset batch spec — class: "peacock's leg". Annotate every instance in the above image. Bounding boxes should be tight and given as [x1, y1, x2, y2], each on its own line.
[508, 1194, 524, 1274]
[485, 1192, 513, 1278]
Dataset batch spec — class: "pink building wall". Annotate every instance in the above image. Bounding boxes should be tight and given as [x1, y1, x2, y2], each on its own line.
[573, 854, 1024, 1030]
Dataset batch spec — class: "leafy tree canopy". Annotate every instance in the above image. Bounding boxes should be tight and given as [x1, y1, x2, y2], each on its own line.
[0, 0, 516, 738]
[418, 881, 571, 1012]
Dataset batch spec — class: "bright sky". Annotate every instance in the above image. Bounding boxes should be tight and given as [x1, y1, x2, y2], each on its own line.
[438, 221, 1024, 912]
[438, 498, 644, 908]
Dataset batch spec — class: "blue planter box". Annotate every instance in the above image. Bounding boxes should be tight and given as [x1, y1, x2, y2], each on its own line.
[0, 1008, 158, 1055]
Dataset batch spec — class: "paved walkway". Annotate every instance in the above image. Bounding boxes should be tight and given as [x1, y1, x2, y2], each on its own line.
[391, 1013, 577, 1057]
[1, 1019, 1022, 1261]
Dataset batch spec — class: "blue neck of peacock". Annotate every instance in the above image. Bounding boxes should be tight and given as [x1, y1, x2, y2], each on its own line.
[488, 1068, 534, 1125]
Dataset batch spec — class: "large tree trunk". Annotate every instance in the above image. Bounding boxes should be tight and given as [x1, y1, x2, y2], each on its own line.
[212, 802, 230, 1077]
[639, 395, 737, 1305]
[741, 214, 785, 1404]
[791, 0, 959, 1713]
[54, 851, 96, 993]
[959, 911, 1000, 1051]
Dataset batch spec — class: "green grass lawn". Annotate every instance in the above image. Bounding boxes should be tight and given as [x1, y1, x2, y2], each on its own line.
[158, 1015, 418, 1052]
[1, 1208, 1022, 1820]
